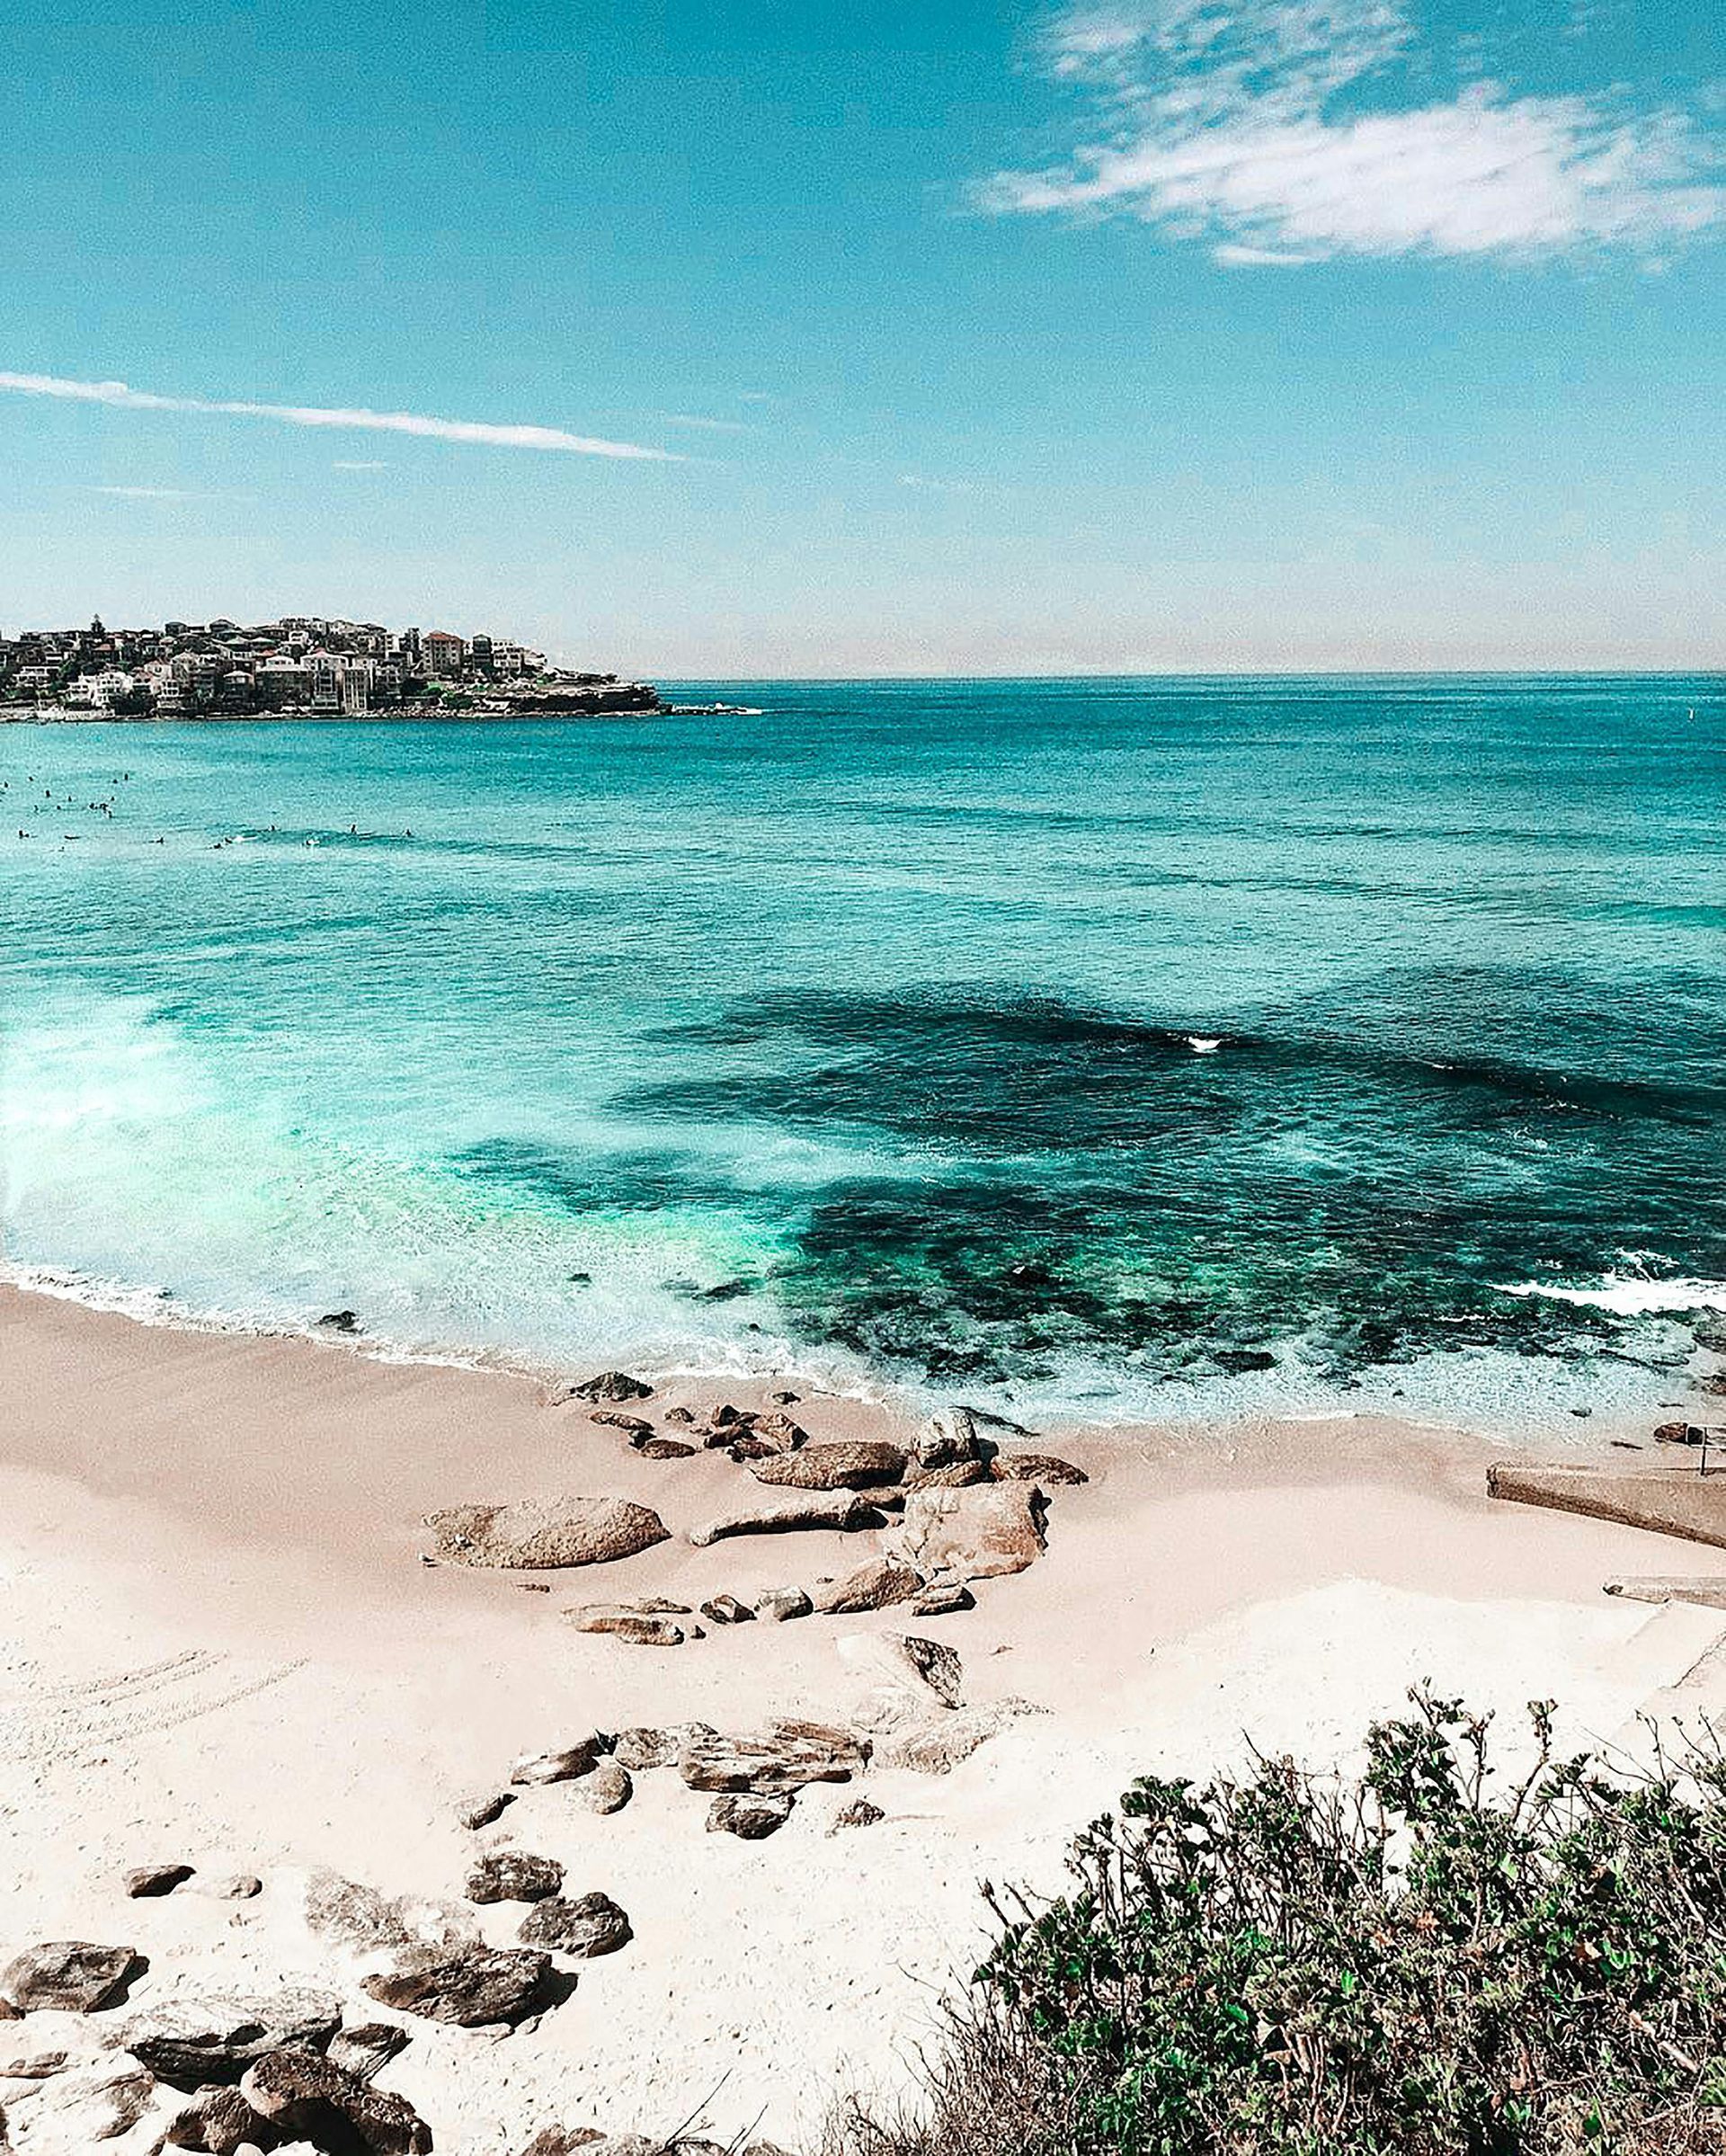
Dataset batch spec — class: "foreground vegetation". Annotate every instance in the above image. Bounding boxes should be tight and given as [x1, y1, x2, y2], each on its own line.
[832, 1695, 1726, 2156]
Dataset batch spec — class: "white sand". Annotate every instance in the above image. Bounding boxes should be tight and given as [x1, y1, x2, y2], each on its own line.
[1, 1284, 1719, 2154]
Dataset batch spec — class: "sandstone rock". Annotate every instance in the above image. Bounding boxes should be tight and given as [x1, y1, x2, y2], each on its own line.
[162, 2083, 273, 2152]
[725, 1435, 776, 1463]
[0, 1945, 141, 2016]
[707, 1793, 793, 1840]
[637, 1439, 695, 1461]
[838, 1630, 965, 1706]
[208, 1875, 263, 1901]
[814, 1557, 923, 1615]
[302, 1872, 479, 1961]
[903, 1460, 989, 1492]
[874, 1700, 1045, 1775]
[325, 2024, 409, 2082]
[588, 1412, 655, 1437]
[123, 1987, 344, 2088]
[241, 2045, 432, 2153]
[829, 1798, 885, 1831]
[663, 1405, 697, 1424]
[699, 1594, 754, 1626]
[992, 1451, 1088, 1486]
[611, 1723, 716, 1771]
[892, 1483, 1045, 1581]
[568, 1373, 654, 1403]
[361, 1948, 554, 2027]
[10, 2062, 154, 2143]
[517, 1893, 632, 1958]
[748, 1412, 809, 1451]
[123, 1861, 193, 1898]
[455, 1790, 514, 1831]
[913, 1406, 982, 1471]
[752, 1587, 813, 1622]
[519, 2134, 605, 2156]
[425, 1496, 667, 1570]
[679, 1721, 867, 1794]
[768, 1389, 800, 1406]
[571, 1760, 633, 1814]
[749, 1441, 906, 1491]
[689, 1489, 876, 1546]
[562, 1608, 689, 1646]
[466, 1850, 565, 1904]
[511, 1738, 609, 1786]
[911, 1579, 974, 1617]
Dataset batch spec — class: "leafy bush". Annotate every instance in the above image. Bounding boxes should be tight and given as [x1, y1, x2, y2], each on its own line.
[831, 1695, 1726, 2156]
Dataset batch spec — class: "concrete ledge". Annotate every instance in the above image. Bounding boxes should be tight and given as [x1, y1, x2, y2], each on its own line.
[1488, 1462, 1726, 1549]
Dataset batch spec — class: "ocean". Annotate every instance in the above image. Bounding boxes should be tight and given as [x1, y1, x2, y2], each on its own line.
[4, 675, 1723, 1435]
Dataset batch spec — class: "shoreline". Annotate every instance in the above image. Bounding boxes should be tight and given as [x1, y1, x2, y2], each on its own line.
[4, 1279, 1724, 2151]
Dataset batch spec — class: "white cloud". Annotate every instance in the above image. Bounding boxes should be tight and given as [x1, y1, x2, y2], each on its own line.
[0, 371, 680, 459]
[983, 0, 1726, 263]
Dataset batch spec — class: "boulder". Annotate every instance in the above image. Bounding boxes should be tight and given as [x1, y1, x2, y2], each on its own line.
[9, 2062, 154, 2143]
[638, 1439, 696, 1461]
[663, 1405, 697, 1424]
[725, 1436, 777, 1463]
[207, 1874, 264, 1901]
[516, 1893, 632, 1958]
[813, 1557, 923, 1615]
[911, 1579, 974, 1617]
[752, 1587, 813, 1623]
[698, 1594, 754, 1626]
[875, 1700, 1045, 1775]
[325, 2024, 409, 2082]
[838, 1631, 964, 1707]
[903, 1460, 989, 1492]
[913, 1407, 983, 1471]
[425, 1496, 668, 1570]
[748, 1442, 906, 1492]
[567, 1373, 653, 1403]
[707, 1793, 794, 1840]
[749, 1412, 809, 1451]
[992, 1451, 1088, 1486]
[162, 2083, 275, 2152]
[609, 1724, 716, 1771]
[891, 1483, 1046, 1581]
[679, 1721, 867, 1795]
[688, 1490, 876, 1547]
[302, 1873, 479, 1962]
[123, 1861, 194, 1898]
[123, 1988, 345, 2089]
[0, 1944, 141, 2016]
[829, 1798, 885, 1831]
[466, 1851, 565, 1905]
[571, 1760, 633, 1814]
[510, 1738, 609, 1786]
[562, 1608, 690, 1647]
[455, 1790, 514, 1831]
[241, 2045, 432, 2153]
[588, 1412, 655, 1437]
[361, 1948, 554, 2027]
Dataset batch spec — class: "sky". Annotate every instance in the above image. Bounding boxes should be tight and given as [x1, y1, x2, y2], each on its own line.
[2, 0, 1723, 675]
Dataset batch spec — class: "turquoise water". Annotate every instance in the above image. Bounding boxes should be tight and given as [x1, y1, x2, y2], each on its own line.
[4, 676, 1723, 1432]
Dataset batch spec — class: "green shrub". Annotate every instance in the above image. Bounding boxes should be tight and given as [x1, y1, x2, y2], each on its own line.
[832, 1695, 1726, 2156]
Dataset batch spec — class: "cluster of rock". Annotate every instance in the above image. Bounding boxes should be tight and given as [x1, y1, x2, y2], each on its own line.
[425, 1394, 1085, 1644]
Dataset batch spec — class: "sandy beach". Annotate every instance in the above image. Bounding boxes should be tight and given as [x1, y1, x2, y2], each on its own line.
[3, 1282, 1723, 2152]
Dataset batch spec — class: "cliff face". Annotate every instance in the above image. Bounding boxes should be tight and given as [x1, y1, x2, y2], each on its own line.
[499, 682, 662, 716]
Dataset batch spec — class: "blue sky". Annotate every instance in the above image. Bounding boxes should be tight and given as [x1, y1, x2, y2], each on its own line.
[2, 0, 1722, 673]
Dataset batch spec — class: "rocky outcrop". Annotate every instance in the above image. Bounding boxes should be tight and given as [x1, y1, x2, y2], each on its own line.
[813, 1557, 923, 1614]
[707, 1793, 793, 1840]
[466, 1851, 565, 1905]
[302, 1872, 479, 1961]
[571, 1760, 634, 1813]
[123, 1987, 343, 2087]
[325, 2022, 410, 2081]
[752, 1587, 813, 1622]
[610, 1724, 716, 1771]
[425, 1496, 668, 1570]
[688, 1490, 876, 1546]
[456, 1790, 514, 1831]
[891, 1483, 1046, 1580]
[517, 1893, 633, 1958]
[563, 1606, 691, 1647]
[588, 1412, 655, 1437]
[241, 2045, 432, 2152]
[8, 2061, 155, 2143]
[913, 1407, 983, 1472]
[162, 2081, 272, 2151]
[911, 1578, 974, 1616]
[0, 1943, 141, 2015]
[678, 1721, 867, 1795]
[361, 1947, 555, 2027]
[748, 1442, 906, 1491]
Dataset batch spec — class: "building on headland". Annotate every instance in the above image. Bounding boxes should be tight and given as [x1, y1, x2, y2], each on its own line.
[0, 615, 655, 719]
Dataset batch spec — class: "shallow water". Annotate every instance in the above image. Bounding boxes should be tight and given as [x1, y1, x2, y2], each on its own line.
[4, 676, 1723, 1432]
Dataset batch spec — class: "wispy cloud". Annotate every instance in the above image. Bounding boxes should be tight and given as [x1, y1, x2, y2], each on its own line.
[659, 412, 752, 433]
[983, 0, 1726, 264]
[333, 458, 387, 470]
[89, 484, 219, 500]
[0, 371, 681, 460]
